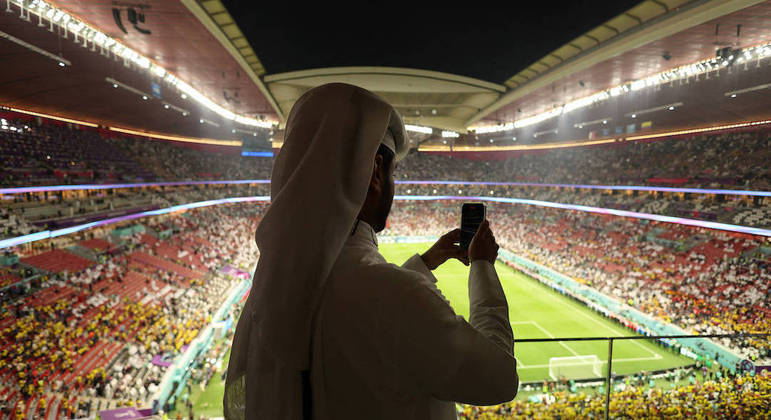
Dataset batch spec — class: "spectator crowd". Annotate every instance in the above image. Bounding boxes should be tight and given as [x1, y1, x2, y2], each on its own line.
[458, 371, 769, 419]
[0, 203, 263, 419]
[1, 116, 768, 190]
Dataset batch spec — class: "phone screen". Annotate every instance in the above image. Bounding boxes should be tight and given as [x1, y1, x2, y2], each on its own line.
[460, 203, 486, 249]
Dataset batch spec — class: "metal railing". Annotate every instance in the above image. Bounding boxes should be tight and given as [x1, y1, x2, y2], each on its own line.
[514, 333, 770, 420]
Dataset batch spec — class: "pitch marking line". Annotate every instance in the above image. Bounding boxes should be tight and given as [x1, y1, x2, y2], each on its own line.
[511, 322, 531, 368]
[517, 355, 663, 370]
[555, 298, 663, 359]
[512, 320, 582, 358]
[511, 320, 663, 370]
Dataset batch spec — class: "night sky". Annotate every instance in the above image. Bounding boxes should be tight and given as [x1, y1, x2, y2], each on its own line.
[224, 0, 643, 84]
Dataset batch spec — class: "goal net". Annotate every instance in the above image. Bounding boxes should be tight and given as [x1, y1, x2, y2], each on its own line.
[548, 355, 603, 380]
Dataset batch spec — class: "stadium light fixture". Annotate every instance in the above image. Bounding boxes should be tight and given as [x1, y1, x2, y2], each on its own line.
[106, 78, 153, 102]
[534, 128, 558, 138]
[724, 82, 771, 98]
[405, 124, 433, 134]
[198, 118, 221, 128]
[625, 103, 683, 119]
[474, 122, 515, 134]
[572, 118, 610, 129]
[441, 130, 459, 138]
[157, 102, 190, 116]
[0, 29, 71, 67]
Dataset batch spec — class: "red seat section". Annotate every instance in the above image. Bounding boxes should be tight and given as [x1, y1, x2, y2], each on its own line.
[20, 249, 94, 273]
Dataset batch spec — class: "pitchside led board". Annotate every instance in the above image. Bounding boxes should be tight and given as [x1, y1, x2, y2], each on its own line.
[241, 132, 273, 157]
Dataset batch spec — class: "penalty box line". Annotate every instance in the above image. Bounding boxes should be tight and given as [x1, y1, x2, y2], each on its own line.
[517, 355, 664, 370]
[511, 321, 582, 368]
[510, 321, 663, 369]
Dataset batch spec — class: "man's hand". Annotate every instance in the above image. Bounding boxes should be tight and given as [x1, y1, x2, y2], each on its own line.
[468, 220, 499, 265]
[421, 228, 469, 270]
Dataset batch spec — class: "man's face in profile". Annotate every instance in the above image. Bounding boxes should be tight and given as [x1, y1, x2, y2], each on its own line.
[373, 156, 396, 232]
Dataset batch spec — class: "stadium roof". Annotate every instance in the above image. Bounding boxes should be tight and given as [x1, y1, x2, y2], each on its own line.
[226, 1, 643, 85]
[476, 0, 771, 127]
[0, 0, 768, 144]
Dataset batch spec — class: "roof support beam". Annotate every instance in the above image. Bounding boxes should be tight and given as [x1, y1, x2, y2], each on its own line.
[625, 12, 643, 25]
[602, 24, 621, 35]
[584, 34, 601, 44]
[549, 53, 564, 63]
[651, 0, 670, 12]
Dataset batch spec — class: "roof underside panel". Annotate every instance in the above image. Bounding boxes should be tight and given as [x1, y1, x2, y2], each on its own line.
[488, 0, 771, 126]
[45, 0, 275, 118]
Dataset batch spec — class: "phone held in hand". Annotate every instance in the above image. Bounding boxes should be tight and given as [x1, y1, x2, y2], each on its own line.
[460, 203, 486, 249]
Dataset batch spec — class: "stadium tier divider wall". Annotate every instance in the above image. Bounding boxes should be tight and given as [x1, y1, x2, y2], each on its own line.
[379, 236, 743, 373]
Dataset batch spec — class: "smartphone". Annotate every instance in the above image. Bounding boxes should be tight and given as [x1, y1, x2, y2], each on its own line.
[460, 203, 486, 249]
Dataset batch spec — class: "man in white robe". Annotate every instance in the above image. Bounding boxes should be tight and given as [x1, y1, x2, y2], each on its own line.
[224, 83, 517, 420]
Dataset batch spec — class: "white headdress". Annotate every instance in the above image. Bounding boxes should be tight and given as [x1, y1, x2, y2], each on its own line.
[224, 83, 406, 419]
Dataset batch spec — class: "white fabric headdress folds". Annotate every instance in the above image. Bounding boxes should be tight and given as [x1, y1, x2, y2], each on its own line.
[224, 83, 406, 419]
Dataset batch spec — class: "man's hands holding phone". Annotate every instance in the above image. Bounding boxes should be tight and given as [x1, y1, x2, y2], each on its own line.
[421, 228, 468, 270]
[421, 220, 499, 270]
[468, 219, 499, 265]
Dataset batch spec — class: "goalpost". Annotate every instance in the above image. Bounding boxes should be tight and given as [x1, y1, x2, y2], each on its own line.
[548, 355, 603, 380]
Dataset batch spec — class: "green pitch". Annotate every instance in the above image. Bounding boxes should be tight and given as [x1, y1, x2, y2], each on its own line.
[180, 242, 694, 416]
[382, 242, 694, 383]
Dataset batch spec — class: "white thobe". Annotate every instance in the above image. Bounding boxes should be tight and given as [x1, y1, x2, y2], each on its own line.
[310, 221, 516, 420]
